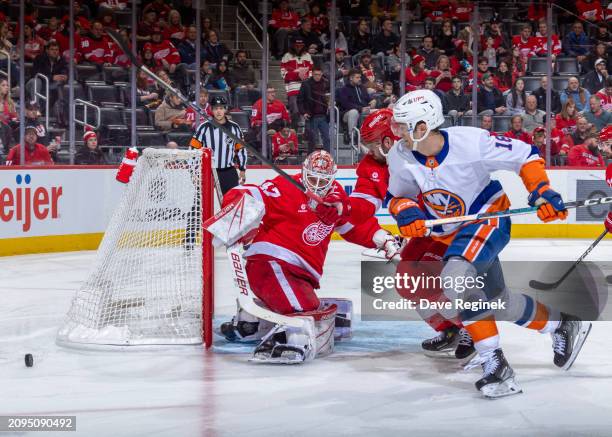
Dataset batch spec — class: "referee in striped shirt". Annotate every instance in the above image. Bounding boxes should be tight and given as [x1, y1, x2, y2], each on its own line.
[190, 95, 247, 194]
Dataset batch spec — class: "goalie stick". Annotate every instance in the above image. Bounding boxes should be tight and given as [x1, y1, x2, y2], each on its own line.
[529, 229, 608, 291]
[104, 28, 324, 205]
[424, 196, 612, 228]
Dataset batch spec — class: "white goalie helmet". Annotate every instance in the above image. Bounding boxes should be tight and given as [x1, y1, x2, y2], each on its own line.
[392, 89, 445, 150]
[302, 150, 337, 197]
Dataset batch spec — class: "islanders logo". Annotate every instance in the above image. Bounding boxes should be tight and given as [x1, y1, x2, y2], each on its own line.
[422, 189, 466, 218]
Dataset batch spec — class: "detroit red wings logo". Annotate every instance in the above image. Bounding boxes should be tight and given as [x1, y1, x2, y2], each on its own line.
[302, 221, 335, 246]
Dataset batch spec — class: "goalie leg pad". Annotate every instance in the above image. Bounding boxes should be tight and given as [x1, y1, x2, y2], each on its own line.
[320, 298, 353, 341]
[249, 305, 338, 364]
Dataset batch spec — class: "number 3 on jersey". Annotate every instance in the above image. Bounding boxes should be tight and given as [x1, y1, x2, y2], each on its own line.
[494, 136, 513, 151]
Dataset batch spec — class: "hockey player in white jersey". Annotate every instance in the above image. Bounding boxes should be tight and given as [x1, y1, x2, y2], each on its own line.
[386, 90, 592, 398]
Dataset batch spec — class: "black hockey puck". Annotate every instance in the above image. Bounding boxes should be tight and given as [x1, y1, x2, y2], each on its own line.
[25, 353, 33, 367]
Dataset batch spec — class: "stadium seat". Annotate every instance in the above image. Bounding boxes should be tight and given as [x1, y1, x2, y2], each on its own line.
[492, 116, 512, 133]
[166, 132, 193, 148]
[76, 65, 102, 82]
[552, 76, 568, 91]
[103, 66, 129, 84]
[137, 131, 167, 148]
[520, 76, 541, 93]
[123, 108, 154, 130]
[404, 22, 425, 37]
[88, 85, 123, 107]
[115, 11, 132, 27]
[99, 108, 129, 145]
[556, 57, 579, 76]
[499, 8, 519, 21]
[528, 57, 549, 76]
[60, 83, 87, 100]
[229, 111, 250, 132]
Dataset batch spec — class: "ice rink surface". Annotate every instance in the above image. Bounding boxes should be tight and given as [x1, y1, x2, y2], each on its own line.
[2, 239, 612, 437]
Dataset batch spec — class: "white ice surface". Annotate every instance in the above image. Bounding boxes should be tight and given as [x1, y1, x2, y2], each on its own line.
[1, 239, 612, 436]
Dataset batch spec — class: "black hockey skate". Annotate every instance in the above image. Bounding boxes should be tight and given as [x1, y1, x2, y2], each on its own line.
[422, 326, 459, 358]
[552, 313, 592, 371]
[475, 348, 522, 399]
[219, 319, 259, 342]
[455, 328, 476, 361]
[251, 330, 308, 364]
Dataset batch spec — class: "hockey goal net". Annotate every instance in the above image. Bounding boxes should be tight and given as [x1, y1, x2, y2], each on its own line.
[57, 148, 214, 348]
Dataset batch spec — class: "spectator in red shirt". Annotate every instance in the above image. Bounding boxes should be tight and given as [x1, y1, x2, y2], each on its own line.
[77, 21, 112, 66]
[482, 17, 510, 58]
[150, 26, 181, 74]
[504, 115, 532, 144]
[99, 8, 117, 30]
[271, 121, 298, 161]
[512, 24, 537, 60]
[270, 0, 300, 59]
[575, 0, 604, 22]
[568, 132, 606, 166]
[555, 99, 579, 135]
[136, 9, 157, 46]
[248, 87, 291, 151]
[307, 3, 328, 37]
[5, 125, 53, 166]
[405, 54, 429, 91]
[281, 38, 313, 128]
[142, 0, 172, 22]
[534, 20, 561, 59]
[430, 55, 455, 92]
[546, 114, 572, 157]
[422, 0, 450, 35]
[493, 60, 513, 94]
[163, 9, 186, 44]
[358, 51, 384, 95]
[450, 0, 474, 22]
[596, 76, 612, 111]
[18, 21, 45, 62]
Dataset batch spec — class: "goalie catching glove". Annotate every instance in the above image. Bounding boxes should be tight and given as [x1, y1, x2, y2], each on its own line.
[389, 197, 430, 238]
[527, 182, 568, 223]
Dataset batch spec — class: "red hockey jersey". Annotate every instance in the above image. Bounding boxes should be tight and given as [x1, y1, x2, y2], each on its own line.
[269, 9, 300, 30]
[224, 174, 370, 285]
[512, 35, 538, 59]
[349, 154, 389, 224]
[568, 143, 605, 167]
[77, 35, 112, 64]
[280, 53, 313, 97]
[576, 0, 604, 21]
[151, 40, 181, 66]
[271, 130, 298, 158]
[534, 33, 562, 56]
[596, 89, 612, 111]
[251, 99, 291, 127]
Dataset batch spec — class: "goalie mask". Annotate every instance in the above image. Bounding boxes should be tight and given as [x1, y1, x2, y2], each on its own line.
[392, 89, 445, 151]
[302, 150, 337, 197]
[360, 108, 399, 161]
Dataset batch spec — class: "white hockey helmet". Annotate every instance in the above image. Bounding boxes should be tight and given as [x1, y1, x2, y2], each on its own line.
[391, 89, 445, 150]
[302, 150, 337, 197]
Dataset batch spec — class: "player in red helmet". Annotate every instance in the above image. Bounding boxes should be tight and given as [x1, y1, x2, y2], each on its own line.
[353, 108, 475, 361]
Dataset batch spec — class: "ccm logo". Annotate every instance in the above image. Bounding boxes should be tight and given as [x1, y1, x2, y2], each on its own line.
[583, 196, 612, 206]
[0, 174, 63, 232]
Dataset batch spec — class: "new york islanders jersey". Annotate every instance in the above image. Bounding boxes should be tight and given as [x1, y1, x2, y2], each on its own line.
[387, 126, 542, 238]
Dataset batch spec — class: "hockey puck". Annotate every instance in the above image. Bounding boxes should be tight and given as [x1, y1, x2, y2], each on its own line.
[25, 354, 33, 367]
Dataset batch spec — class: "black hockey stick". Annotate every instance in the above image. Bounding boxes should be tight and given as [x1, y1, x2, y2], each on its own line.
[105, 28, 324, 204]
[529, 229, 608, 290]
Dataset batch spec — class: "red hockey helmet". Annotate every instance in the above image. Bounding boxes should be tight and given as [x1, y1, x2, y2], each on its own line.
[360, 108, 398, 158]
[302, 150, 337, 197]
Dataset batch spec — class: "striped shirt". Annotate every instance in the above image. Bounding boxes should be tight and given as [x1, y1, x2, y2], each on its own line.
[190, 118, 247, 170]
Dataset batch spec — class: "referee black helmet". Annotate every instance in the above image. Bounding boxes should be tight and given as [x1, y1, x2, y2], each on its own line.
[210, 95, 228, 108]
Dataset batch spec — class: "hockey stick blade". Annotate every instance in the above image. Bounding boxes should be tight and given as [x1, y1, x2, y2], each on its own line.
[528, 229, 608, 291]
[104, 28, 323, 205]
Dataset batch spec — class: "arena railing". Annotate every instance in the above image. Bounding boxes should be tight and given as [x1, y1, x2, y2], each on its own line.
[33, 73, 50, 132]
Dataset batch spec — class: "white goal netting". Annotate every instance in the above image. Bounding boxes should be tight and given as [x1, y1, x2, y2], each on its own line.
[57, 148, 208, 347]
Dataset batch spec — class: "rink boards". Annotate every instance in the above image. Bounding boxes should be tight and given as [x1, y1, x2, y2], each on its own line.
[0, 165, 610, 256]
